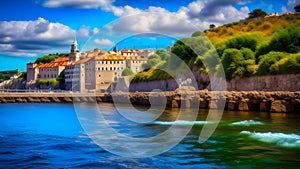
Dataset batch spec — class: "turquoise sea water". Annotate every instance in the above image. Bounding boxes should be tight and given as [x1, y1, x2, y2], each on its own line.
[0, 103, 300, 168]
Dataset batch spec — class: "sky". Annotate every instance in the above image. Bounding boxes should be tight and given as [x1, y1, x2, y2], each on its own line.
[0, 0, 299, 71]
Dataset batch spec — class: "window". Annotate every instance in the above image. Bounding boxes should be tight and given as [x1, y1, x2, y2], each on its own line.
[99, 74, 101, 77]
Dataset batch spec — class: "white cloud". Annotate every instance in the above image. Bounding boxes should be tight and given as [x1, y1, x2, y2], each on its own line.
[0, 17, 76, 56]
[94, 38, 114, 46]
[93, 28, 101, 35]
[106, 0, 250, 35]
[76, 25, 92, 39]
[42, 0, 252, 34]
[281, 0, 300, 13]
[43, 0, 115, 9]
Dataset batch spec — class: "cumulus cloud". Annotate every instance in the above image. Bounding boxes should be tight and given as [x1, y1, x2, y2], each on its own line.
[106, 0, 250, 35]
[0, 17, 76, 56]
[281, 0, 300, 13]
[43, 0, 115, 9]
[41, 0, 253, 34]
[94, 38, 114, 46]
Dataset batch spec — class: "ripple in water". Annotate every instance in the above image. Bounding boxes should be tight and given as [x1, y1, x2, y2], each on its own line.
[152, 120, 211, 125]
[240, 131, 300, 148]
[230, 120, 264, 126]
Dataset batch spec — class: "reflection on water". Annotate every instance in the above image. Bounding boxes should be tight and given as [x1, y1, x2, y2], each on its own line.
[0, 103, 299, 168]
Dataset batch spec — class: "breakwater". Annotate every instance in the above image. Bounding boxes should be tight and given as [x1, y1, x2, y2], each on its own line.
[0, 89, 299, 113]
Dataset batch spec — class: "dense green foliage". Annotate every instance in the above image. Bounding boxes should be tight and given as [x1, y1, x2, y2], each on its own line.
[56, 71, 65, 89]
[19, 71, 27, 80]
[295, 4, 300, 11]
[256, 25, 300, 57]
[121, 68, 134, 76]
[0, 69, 18, 82]
[38, 79, 58, 86]
[247, 8, 267, 19]
[142, 54, 161, 70]
[35, 53, 68, 64]
[132, 15, 300, 83]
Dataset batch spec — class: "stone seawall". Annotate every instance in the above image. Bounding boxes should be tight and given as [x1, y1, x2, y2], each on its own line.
[227, 74, 300, 91]
[128, 74, 300, 92]
[0, 90, 299, 113]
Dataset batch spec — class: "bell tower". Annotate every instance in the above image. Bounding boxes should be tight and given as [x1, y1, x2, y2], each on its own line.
[69, 36, 80, 62]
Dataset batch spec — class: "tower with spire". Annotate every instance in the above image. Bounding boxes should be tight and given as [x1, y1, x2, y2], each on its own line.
[69, 36, 80, 62]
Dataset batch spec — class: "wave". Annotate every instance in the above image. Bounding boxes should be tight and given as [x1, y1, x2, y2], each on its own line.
[230, 120, 264, 126]
[153, 120, 211, 125]
[241, 131, 300, 148]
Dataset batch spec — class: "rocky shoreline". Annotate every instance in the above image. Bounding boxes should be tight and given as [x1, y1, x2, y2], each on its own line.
[0, 89, 299, 113]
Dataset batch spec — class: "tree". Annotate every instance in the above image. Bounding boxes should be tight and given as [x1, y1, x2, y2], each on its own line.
[191, 30, 203, 37]
[256, 52, 286, 75]
[247, 8, 267, 19]
[142, 54, 161, 69]
[221, 49, 245, 80]
[295, 4, 300, 13]
[121, 68, 134, 76]
[57, 71, 65, 89]
[155, 49, 170, 60]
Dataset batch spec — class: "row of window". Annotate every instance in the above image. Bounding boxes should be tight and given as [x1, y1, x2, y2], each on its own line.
[97, 61, 124, 65]
[97, 67, 124, 71]
[65, 71, 80, 75]
[37, 74, 57, 78]
[131, 60, 145, 64]
[40, 68, 57, 71]
[65, 75, 80, 79]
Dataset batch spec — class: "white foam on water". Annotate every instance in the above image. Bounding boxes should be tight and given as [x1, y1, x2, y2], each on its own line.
[241, 131, 300, 148]
[230, 120, 264, 126]
[153, 120, 211, 125]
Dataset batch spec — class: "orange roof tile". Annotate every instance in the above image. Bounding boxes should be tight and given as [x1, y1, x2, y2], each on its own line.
[120, 49, 153, 53]
[37, 57, 69, 68]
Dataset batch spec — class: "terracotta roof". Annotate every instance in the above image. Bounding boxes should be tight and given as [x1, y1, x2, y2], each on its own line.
[74, 57, 92, 65]
[95, 52, 125, 61]
[37, 57, 69, 68]
[125, 56, 147, 61]
[120, 49, 153, 53]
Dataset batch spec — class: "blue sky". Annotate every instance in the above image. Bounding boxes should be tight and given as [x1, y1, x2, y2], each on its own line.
[0, 0, 299, 71]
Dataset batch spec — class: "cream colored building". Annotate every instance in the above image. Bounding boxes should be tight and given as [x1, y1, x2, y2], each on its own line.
[120, 49, 154, 58]
[27, 39, 148, 92]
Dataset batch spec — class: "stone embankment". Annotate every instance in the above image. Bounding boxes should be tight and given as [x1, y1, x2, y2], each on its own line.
[0, 89, 299, 113]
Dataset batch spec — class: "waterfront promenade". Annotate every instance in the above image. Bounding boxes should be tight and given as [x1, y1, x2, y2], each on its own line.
[0, 89, 299, 113]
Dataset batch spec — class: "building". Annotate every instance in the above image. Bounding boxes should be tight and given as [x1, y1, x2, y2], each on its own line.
[26, 57, 69, 81]
[120, 49, 154, 58]
[264, 12, 279, 18]
[282, 12, 294, 16]
[27, 39, 148, 92]
[65, 50, 147, 92]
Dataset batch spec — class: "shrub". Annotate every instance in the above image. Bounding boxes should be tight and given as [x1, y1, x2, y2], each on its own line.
[225, 34, 260, 52]
[121, 68, 134, 76]
[256, 52, 286, 75]
[38, 79, 58, 86]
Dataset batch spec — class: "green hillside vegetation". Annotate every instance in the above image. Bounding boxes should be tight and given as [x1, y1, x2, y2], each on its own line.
[205, 14, 300, 44]
[0, 69, 18, 83]
[35, 53, 68, 64]
[132, 13, 300, 82]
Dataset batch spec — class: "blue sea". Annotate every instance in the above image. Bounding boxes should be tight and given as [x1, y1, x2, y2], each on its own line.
[0, 103, 300, 168]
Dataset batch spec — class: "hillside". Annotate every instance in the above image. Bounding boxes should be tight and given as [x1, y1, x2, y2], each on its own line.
[205, 14, 300, 44]
[132, 14, 300, 83]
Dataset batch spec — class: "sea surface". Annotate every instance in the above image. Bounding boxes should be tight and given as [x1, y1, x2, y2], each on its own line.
[0, 103, 300, 168]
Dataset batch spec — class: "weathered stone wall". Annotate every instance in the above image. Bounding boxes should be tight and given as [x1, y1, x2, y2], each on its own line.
[227, 74, 300, 91]
[1, 90, 299, 113]
[129, 79, 179, 92]
[128, 74, 300, 92]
